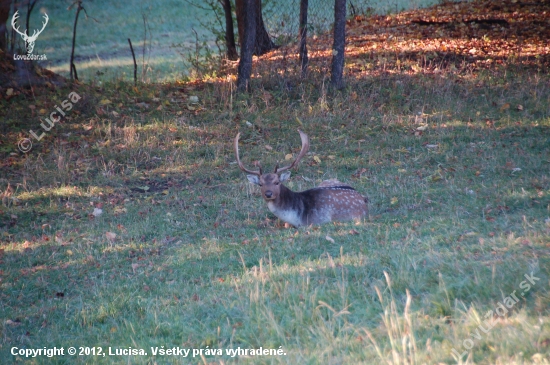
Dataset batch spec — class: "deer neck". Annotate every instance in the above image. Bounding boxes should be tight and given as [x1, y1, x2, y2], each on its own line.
[266, 184, 305, 227]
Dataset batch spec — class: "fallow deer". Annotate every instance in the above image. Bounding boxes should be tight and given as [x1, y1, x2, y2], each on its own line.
[234, 130, 368, 227]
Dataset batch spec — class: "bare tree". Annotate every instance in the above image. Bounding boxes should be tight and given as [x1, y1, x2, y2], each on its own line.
[220, 0, 238, 60]
[331, 0, 346, 89]
[0, 0, 11, 50]
[69, 1, 84, 81]
[236, 0, 275, 56]
[299, 0, 308, 76]
[25, 0, 40, 39]
[236, 0, 256, 91]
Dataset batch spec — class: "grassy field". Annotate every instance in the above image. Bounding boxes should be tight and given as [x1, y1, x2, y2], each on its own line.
[2, 1, 550, 364]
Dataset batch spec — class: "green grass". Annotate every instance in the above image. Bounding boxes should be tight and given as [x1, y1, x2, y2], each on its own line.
[1, 62, 549, 364]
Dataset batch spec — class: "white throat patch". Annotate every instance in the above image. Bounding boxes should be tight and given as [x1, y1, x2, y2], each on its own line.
[267, 201, 302, 227]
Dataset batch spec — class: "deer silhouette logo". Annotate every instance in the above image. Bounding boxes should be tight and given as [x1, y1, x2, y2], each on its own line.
[12, 11, 49, 55]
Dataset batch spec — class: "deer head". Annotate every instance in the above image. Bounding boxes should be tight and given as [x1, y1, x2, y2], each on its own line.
[234, 130, 309, 202]
[12, 11, 49, 55]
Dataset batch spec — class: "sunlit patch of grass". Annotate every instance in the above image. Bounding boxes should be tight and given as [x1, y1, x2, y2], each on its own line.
[15, 185, 86, 202]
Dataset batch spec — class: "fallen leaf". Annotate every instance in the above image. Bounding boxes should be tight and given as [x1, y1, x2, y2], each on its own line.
[313, 156, 321, 163]
[285, 153, 293, 161]
[325, 235, 335, 243]
[136, 102, 149, 109]
[113, 206, 127, 214]
[105, 231, 117, 242]
[92, 208, 103, 217]
[394, 148, 409, 153]
[500, 103, 510, 111]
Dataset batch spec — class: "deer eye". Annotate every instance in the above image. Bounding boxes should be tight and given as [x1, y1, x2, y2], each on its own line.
[274, 182, 279, 185]
[259, 183, 263, 187]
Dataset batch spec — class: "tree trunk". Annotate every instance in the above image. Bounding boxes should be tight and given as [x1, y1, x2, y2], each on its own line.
[330, 0, 346, 89]
[25, 0, 38, 43]
[252, 0, 275, 55]
[220, 0, 238, 60]
[235, 0, 244, 48]
[70, 1, 83, 81]
[236, 0, 256, 92]
[236, 0, 275, 56]
[298, 0, 308, 76]
[0, 0, 11, 51]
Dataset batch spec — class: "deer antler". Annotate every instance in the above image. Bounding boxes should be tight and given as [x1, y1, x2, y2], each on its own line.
[28, 13, 49, 41]
[234, 133, 262, 176]
[275, 129, 309, 173]
[11, 11, 27, 39]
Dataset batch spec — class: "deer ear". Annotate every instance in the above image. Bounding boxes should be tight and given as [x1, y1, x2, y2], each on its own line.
[246, 175, 260, 185]
[280, 171, 291, 182]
